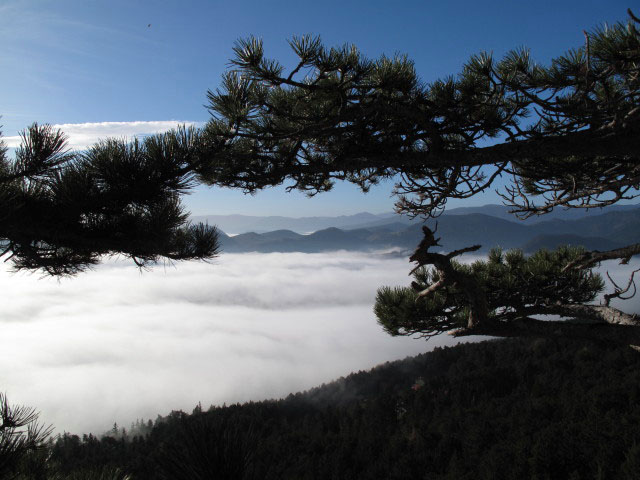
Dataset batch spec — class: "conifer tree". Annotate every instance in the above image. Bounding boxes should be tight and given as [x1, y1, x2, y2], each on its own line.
[194, 10, 640, 343]
[0, 124, 220, 275]
[0, 393, 52, 478]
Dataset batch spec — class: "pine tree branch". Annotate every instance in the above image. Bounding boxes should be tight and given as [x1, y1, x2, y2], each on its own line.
[602, 268, 640, 306]
[202, 14, 640, 221]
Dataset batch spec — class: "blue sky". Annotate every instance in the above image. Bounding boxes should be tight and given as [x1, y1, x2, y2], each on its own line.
[0, 0, 631, 216]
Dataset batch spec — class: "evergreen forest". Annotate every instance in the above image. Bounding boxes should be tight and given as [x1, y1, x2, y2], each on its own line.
[10, 338, 640, 479]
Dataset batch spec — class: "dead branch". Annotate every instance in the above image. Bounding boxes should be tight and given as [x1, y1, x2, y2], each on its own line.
[409, 226, 486, 328]
[563, 243, 640, 271]
[603, 268, 640, 306]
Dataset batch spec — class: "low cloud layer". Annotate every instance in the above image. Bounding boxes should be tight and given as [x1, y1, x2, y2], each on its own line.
[1, 251, 638, 436]
[0, 252, 457, 435]
[3, 120, 197, 150]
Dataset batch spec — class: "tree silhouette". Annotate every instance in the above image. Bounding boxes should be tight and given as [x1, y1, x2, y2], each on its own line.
[195, 10, 640, 343]
[0, 393, 52, 478]
[0, 124, 220, 275]
[198, 11, 639, 224]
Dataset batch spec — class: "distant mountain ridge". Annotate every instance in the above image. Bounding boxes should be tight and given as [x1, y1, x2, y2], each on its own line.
[193, 203, 640, 235]
[191, 212, 383, 235]
[217, 208, 640, 254]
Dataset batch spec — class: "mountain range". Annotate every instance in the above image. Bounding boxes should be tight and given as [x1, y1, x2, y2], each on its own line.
[192, 211, 386, 235]
[213, 206, 640, 254]
[193, 203, 640, 235]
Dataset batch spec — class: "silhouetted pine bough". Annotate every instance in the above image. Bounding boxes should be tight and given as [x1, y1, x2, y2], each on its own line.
[0, 124, 220, 276]
[376, 244, 614, 340]
[194, 8, 640, 345]
[8, 338, 640, 479]
[0, 393, 52, 479]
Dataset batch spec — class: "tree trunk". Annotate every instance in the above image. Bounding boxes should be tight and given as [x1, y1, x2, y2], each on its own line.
[453, 316, 640, 347]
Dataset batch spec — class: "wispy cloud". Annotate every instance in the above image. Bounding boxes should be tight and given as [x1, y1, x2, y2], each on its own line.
[3, 120, 199, 150]
[0, 1, 161, 59]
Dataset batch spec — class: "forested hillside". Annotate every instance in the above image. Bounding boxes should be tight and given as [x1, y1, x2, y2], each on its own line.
[35, 338, 640, 479]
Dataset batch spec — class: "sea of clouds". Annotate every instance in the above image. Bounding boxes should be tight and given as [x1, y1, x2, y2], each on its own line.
[1, 250, 638, 435]
[0, 251, 460, 435]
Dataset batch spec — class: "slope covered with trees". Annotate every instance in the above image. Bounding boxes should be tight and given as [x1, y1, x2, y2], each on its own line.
[8, 338, 640, 479]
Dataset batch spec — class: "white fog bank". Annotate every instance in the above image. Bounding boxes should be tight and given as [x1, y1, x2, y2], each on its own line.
[0, 251, 459, 435]
[2, 250, 638, 436]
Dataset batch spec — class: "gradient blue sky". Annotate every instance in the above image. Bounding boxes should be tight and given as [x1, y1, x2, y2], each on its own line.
[0, 0, 630, 216]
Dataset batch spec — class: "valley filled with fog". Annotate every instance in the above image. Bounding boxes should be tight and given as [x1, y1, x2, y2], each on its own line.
[2, 249, 639, 436]
[0, 251, 458, 435]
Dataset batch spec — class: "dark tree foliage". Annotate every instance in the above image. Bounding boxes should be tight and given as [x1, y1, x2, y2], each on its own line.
[157, 414, 257, 480]
[0, 393, 52, 479]
[193, 10, 640, 343]
[33, 339, 640, 479]
[0, 124, 219, 275]
[376, 245, 605, 338]
[198, 12, 639, 218]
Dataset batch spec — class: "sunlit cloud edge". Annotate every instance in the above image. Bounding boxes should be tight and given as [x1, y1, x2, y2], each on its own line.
[3, 120, 201, 150]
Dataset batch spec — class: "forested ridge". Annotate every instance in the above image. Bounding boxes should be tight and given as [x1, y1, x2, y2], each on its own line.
[27, 338, 640, 479]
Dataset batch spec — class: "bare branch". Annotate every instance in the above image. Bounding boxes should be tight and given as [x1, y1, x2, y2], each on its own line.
[603, 268, 640, 306]
[563, 243, 640, 271]
[409, 226, 487, 328]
